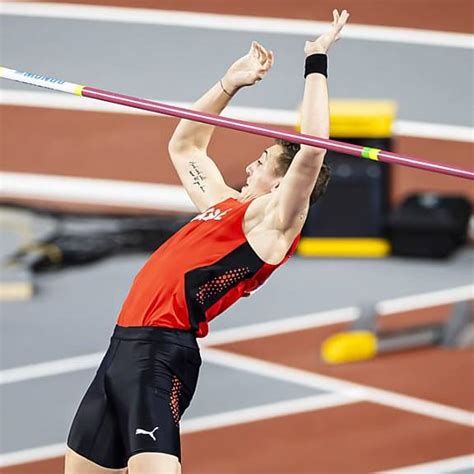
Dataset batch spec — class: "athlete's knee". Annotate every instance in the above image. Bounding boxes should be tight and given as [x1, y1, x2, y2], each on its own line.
[128, 452, 180, 474]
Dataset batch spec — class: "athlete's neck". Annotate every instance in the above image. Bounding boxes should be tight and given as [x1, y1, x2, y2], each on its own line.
[238, 190, 266, 202]
[237, 187, 269, 202]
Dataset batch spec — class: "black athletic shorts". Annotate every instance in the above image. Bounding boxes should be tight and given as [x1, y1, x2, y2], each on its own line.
[67, 325, 201, 469]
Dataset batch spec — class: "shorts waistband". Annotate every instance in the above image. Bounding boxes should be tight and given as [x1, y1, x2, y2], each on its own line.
[112, 325, 199, 350]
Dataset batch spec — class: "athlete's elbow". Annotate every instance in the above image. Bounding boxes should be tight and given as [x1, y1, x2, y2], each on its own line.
[168, 138, 195, 158]
[298, 146, 326, 165]
[168, 138, 185, 155]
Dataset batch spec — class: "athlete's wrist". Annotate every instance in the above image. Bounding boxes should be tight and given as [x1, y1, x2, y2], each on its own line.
[220, 76, 240, 97]
[304, 53, 328, 79]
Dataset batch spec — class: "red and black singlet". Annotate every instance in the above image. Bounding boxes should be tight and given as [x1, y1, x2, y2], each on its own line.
[117, 197, 299, 337]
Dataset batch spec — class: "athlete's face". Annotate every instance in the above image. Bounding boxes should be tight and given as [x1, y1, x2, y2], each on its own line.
[242, 145, 282, 195]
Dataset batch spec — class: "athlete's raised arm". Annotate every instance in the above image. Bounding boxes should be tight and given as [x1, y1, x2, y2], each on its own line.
[275, 10, 349, 231]
[168, 42, 274, 212]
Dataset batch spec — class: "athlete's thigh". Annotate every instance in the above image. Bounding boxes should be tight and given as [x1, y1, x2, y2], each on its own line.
[128, 452, 180, 474]
[67, 338, 127, 470]
[65, 447, 128, 474]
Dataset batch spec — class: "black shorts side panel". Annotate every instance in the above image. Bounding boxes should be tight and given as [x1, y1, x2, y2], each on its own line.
[67, 326, 201, 468]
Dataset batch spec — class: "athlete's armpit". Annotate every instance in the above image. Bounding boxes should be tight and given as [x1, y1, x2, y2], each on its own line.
[188, 161, 207, 193]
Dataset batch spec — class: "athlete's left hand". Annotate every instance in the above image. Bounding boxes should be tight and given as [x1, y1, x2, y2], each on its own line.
[223, 41, 274, 92]
[305, 9, 350, 56]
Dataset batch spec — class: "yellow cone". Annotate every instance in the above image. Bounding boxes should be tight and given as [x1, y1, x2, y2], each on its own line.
[321, 331, 378, 364]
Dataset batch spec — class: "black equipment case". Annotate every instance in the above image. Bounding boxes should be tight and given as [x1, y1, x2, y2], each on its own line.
[388, 193, 472, 258]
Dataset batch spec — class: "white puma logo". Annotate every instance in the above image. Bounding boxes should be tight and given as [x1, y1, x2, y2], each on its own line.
[135, 426, 159, 441]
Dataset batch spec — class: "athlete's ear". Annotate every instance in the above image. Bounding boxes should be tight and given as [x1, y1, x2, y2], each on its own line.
[271, 182, 280, 192]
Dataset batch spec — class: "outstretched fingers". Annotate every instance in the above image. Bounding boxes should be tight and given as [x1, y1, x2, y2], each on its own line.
[332, 9, 349, 41]
[335, 9, 350, 30]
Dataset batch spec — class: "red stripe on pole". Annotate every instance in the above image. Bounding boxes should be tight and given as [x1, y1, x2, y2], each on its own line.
[83, 87, 474, 181]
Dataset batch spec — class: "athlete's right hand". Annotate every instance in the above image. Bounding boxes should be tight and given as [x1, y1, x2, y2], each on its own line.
[222, 41, 274, 93]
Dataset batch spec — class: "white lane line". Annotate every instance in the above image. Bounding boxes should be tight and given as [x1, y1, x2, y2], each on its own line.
[380, 454, 474, 474]
[205, 285, 473, 347]
[203, 348, 474, 427]
[204, 307, 359, 346]
[1, 89, 473, 142]
[1, 285, 472, 384]
[376, 285, 474, 315]
[181, 392, 360, 433]
[0, 443, 65, 467]
[0, 90, 298, 126]
[394, 120, 474, 143]
[0, 352, 104, 385]
[0, 393, 358, 466]
[1, 3, 472, 49]
[0, 172, 197, 213]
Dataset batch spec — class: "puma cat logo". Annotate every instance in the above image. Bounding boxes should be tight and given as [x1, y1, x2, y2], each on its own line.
[135, 426, 159, 441]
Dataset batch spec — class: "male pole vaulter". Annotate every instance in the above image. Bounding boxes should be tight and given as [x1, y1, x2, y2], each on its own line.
[66, 10, 349, 474]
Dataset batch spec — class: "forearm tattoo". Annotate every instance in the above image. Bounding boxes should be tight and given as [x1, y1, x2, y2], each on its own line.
[189, 161, 207, 193]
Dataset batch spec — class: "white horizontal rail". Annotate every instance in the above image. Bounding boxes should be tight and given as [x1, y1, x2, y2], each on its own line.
[0, 172, 196, 213]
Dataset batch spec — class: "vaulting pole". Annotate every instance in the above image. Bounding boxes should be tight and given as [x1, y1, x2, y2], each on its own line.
[1, 66, 472, 180]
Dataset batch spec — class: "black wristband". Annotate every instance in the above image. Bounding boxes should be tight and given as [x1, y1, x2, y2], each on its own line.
[304, 53, 328, 78]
